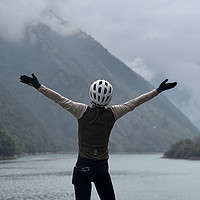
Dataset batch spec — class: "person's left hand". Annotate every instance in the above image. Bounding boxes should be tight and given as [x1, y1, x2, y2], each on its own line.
[156, 79, 177, 93]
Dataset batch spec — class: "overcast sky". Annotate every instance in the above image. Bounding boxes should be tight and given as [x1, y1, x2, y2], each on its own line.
[0, 0, 200, 129]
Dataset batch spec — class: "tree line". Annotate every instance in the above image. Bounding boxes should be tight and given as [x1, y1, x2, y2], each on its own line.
[0, 128, 16, 157]
[164, 137, 200, 159]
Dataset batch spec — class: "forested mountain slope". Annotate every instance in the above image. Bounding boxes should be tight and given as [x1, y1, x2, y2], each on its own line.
[0, 83, 54, 155]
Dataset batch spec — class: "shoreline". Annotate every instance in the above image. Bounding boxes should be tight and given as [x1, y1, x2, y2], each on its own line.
[162, 155, 200, 160]
[0, 151, 76, 160]
[0, 151, 164, 161]
[0, 155, 19, 160]
[1, 152, 200, 161]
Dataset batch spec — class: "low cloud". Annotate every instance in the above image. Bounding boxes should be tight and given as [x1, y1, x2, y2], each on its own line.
[0, 0, 47, 41]
[38, 10, 79, 37]
[0, 0, 78, 42]
[126, 58, 154, 81]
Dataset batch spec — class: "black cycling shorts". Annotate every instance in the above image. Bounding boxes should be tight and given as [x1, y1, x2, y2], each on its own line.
[72, 157, 116, 200]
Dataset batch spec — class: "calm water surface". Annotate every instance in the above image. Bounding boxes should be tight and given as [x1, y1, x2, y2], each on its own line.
[0, 153, 200, 200]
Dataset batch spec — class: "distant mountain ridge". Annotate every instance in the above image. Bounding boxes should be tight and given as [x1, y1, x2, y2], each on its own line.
[0, 15, 199, 153]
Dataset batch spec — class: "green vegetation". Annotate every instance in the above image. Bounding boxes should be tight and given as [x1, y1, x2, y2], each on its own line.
[164, 137, 200, 159]
[0, 127, 25, 157]
[0, 83, 55, 158]
[0, 128, 16, 156]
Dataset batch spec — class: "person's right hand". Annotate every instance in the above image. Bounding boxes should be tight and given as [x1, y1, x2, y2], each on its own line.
[20, 73, 41, 89]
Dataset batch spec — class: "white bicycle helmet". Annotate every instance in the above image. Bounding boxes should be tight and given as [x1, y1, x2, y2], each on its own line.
[89, 80, 113, 107]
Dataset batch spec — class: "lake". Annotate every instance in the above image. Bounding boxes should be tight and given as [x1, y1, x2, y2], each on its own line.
[0, 153, 200, 200]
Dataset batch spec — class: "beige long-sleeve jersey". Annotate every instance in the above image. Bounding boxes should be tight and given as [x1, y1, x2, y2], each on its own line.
[38, 85, 158, 120]
[38, 85, 158, 160]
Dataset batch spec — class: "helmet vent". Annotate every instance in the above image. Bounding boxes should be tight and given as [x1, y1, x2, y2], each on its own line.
[105, 82, 108, 86]
[102, 97, 105, 103]
[106, 96, 110, 102]
[104, 88, 107, 94]
[98, 87, 102, 93]
[93, 84, 96, 91]
[98, 95, 100, 102]
[99, 81, 102, 85]
[109, 87, 112, 93]
[94, 93, 96, 99]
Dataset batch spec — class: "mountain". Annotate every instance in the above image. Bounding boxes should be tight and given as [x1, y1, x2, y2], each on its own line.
[0, 83, 54, 154]
[0, 16, 199, 153]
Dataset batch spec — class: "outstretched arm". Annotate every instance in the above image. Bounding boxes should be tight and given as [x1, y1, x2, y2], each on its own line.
[110, 79, 177, 120]
[20, 73, 87, 119]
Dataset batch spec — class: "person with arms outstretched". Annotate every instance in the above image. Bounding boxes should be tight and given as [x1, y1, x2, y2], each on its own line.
[20, 73, 177, 200]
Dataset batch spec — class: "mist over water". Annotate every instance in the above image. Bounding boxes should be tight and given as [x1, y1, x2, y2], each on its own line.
[0, 154, 200, 200]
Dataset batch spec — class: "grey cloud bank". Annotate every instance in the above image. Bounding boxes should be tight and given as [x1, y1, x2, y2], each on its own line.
[0, 0, 200, 129]
[0, 0, 77, 42]
[0, 0, 47, 41]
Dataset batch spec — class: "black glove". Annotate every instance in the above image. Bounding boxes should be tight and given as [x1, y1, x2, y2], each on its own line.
[156, 79, 177, 93]
[20, 73, 41, 89]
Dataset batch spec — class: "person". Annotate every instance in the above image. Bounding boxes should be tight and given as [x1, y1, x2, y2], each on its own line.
[20, 73, 177, 200]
